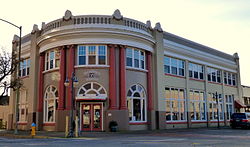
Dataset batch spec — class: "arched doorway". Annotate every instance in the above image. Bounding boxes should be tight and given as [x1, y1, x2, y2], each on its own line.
[77, 82, 107, 131]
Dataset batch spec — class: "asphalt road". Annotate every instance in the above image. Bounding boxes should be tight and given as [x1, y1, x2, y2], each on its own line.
[1, 128, 250, 147]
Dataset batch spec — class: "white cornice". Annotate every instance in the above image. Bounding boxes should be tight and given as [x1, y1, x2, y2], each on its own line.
[39, 37, 154, 53]
[38, 24, 154, 44]
[164, 40, 235, 64]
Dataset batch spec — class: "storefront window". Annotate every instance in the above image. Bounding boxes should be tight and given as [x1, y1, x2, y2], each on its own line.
[165, 87, 186, 122]
[189, 90, 206, 121]
[18, 90, 28, 122]
[127, 84, 146, 122]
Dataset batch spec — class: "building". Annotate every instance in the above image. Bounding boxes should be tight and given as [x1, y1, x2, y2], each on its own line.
[0, 95, 9, 129]
[8, 9, 245, 132]
[242, 85, 250, 112]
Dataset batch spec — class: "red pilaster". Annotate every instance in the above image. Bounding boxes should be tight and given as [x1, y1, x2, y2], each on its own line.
[38, 53, 45, 112]
[119, 45, 127, 110]
[146, 51, 153, 111]
[108, 44, 117, 110]
[66, 45, 75, 110]
[58, 46, 66, 110]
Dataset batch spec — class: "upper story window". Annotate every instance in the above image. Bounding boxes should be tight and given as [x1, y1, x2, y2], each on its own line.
[19, 58, 30, 77]
[224, 72, 236, 86]
[77, 45, 107, 66]
[189, 63, 204, 80]
[164, 56, 185, 76]
[126, 48, 145, 70]
[207, 67, 221, 83]
[45, 49, 60, 70]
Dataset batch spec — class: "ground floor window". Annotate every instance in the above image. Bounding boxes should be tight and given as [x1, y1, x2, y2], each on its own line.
[208, 93, 224, 121]
[127, 84, 146, 122]
[189, 90, 206, 121]
[165, 87, 186, 121]
[44, 85, 58, 123]
[225, 94, 234, 120]
[18, 90, 28, 122]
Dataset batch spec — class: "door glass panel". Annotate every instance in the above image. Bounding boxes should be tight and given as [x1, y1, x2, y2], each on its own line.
[93, 105, 101, 129]
[83, 105, 91, 129]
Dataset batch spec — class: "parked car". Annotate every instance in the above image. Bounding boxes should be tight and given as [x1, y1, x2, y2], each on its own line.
[230, 113, 250, 129]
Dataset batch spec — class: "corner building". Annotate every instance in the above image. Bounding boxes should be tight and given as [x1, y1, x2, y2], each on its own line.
[8, 10, 245, 131]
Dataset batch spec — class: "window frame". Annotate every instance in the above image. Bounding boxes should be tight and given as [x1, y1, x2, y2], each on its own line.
[207, 67, 221, 83]
[127, 84, 147, 123]
[126, 48, 146, 70]
[77, 45, 107, 66]
[208, 93, 224, 121]
[43, 85, 58, 123]
[224, 72, 237, 86]
[165, 87, 186, 122]
[19, 58, 30, 77]
[45, 49, 60, 71]
[164, 56, 185, 77]
[189, 62, 204, 80]
[189, 90, 206, 121]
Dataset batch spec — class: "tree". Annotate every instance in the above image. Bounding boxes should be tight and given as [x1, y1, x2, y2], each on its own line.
[0, 48, 21, 97]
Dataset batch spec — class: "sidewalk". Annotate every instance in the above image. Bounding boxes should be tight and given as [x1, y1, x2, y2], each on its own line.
[0, 127, 231, 139]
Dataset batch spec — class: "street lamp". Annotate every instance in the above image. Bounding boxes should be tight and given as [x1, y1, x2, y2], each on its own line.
[214, 92, 220, 128]
[0, 18, 22, 135]
[64, 72, 78, 137]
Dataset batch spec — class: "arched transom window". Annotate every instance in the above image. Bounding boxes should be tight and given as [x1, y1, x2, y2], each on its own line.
[127, 84, 146, 122]
[77, 82, 107, 100]
[44, 85, 58, 123]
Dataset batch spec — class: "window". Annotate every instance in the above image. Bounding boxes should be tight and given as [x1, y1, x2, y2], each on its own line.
[189, 63, 204, 80]
[18, 59, 30, 77]
[225, 95, 234, 120]
[164, 56, 185, 76]
[208, 93, 224, 121]
[18, 90, 28, 122]
[77, 45, 107, 66]
[165, 87, 186, 121]
[224, 72, 236, 86]
[207, 67, 221, 83]
[77, 82, 107, 100]
[189, 90, 206, 121]
[45, 49, 60, 70]
[127, 84, 146, 122]
[126, 48, 145, 70]
[44, 85, 58, 122]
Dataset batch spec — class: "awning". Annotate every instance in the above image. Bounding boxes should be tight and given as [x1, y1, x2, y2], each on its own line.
[234, 100, 247, 108]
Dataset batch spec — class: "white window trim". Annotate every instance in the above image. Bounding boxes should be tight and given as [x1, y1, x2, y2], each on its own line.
[126, 48, 146, 70]
[207, 67, 221, 83]
[77, 45, 107, 66]
[164, 56, 185, 77]
[208, 93, 224, 121]
[224, 72, 237, 86]
[165, 88, 187, 122]
[43, 85, 58, 123]
[45, 50, 58, 71]
[189, 62, 204, 80]
[127, 84, 147, 123]
[19, 58, 30, 77]
[190, 90, 206, 121]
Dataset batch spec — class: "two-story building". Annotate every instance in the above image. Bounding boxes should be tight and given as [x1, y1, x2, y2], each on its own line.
[8, 9, 245, 132]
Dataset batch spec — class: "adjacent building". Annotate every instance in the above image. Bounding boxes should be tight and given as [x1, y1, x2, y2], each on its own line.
[7, 9, 245, 131]
[243, 85, 250, 112]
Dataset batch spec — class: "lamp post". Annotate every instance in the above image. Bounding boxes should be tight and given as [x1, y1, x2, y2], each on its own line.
[0, 18, 22, 134]
[215, 92, 220, 128]
[64, 72, 78, 137]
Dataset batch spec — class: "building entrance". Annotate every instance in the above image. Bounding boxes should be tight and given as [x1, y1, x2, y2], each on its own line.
[81, 103, 102, 131]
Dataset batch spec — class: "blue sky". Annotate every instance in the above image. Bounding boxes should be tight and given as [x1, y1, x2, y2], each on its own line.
[0, 0, 249, 85]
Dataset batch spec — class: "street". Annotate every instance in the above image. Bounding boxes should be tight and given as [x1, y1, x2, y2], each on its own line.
[1, 128, 250, 147]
